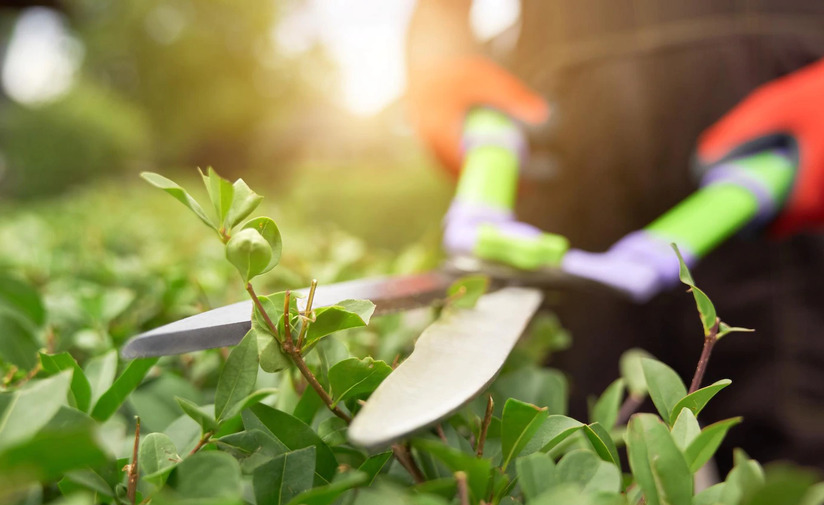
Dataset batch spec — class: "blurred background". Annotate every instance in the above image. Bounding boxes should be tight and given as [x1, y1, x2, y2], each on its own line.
[0, 0, 522, 355]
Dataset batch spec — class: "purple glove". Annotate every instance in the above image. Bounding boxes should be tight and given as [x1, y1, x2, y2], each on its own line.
[442, 200, 544, 256]
[561, 231, 697, 302]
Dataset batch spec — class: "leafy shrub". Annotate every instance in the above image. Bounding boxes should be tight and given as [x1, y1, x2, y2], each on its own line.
[0, 169, 821, 505]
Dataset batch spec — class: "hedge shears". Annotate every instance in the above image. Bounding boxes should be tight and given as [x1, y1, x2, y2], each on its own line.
[122, 108, 795, 450]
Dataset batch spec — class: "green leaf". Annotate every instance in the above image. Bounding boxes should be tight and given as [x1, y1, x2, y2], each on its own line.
[252, 447, 316, 505]
[669, 407, 700, 450]
[0, 311, 40, 370]
[0, 273, 45, 327]
[641, 358, 686, 425]
[294, 386, 323, 425]
[721, 449, 765, 505]
[693, 483, 726, 505]
[257, 330, 290, 373]
[672, 244, 717, 335]
[619, 348, 653, 398]
[221, 388, 277, 421]
[412, 439, 491, 501]
[284, 470, 368, 505]
[141, 172, 215, 229]
[140, 432, 182, 487]
[524, 415, 584, 454]
[801, 482, 824, 505]
[0, 370, 71, 450]
[516, 452, 556, 500]
[583, 422, 620, 467]
[359, 451, 393, 485]
[84, 350, 117, 407]
[684, 417, 742, 472]
[244, 403, 338, 481]
[200, 167, 235, 228]
[446, 275, 489, 309]
[590, 379, 624, 429]
[91, 357, 158, 422]
[328, 357, 391, 407]
[669, 379, 731, 421]
[500, 398, 549, 470]
[741, 465, 819, 505]
[215, 330, 258, 422]
[556, 449, 621, 495]
[226, 228, 272, 282]
[165, 451, 242, 500]
[241, 217, 282, 274]
[305, 300, 376, 348]
[717, 322, 754, 340]
[492, 366, 568, 416]
[318, 417, 348, 447]
[626, 414, 692, 505]
[176, 397, 218, 433]
[226, 178, 263, 230]
[216, 429, 289, 474]
[0, 424, 108, 496]
[39, 352, 92, 413]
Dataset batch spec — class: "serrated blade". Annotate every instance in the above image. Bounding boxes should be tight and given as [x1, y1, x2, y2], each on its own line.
[121, 271, 455, 359]
[347, 286, 544, 450]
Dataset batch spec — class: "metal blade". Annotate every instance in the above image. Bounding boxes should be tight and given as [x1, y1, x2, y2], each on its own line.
[121, 271, 455, 359]
[347, 286, 544, 450]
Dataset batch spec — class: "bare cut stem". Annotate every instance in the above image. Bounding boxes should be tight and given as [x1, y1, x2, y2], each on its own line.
[455, 471, 470, 505]
[296, 279, 318, 351]
[127, 417, 140, 505]
[689, 319, 720, 394]
[476, 395, 494, 457]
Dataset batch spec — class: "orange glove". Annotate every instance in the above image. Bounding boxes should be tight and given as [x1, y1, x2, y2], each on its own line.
[406, 56, 549, 174]
[697, 59, 824, 236]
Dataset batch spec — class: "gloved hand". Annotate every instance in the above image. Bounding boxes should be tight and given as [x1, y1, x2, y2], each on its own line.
[406, 55, 549, 174]
[697, 58, 824, 235]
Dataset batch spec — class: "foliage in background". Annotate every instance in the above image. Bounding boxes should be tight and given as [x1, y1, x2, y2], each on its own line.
[1, 169, 821, 505]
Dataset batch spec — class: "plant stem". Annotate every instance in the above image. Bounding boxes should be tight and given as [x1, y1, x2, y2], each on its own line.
[190, 430, 214, 455]
[689, 319, 720, 394]
[247, 284, 350, 423]
[392, 443, 425, 484]
[456, 471, 470, 505]
[476, 395, 494, 457]
[296, 279, 318, 351]
[616, 394, 644, 426]
[247, 283, 281, 340]
[127, 417, 140, 505]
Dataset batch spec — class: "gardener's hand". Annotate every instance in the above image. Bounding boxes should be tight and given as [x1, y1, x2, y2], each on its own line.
[697, 58, 824, 235]
[406, 55, 549, 174]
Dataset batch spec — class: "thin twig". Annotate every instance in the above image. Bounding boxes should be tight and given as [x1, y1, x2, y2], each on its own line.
[127, 417, 140, 505]
[476, 395, 494, 457]
[392, 443, 425, 484]
[436, 424, 448, 443]
[689, 319, 720, 394]
[296, 279, 318, 351]
[616, 394, 644, 426]
[247, 283, 280, 340]
[14, 362, 41, 388]
[455, 471, 470, 505]
[190, 430, 214, 455]
[391, 354, 401, 369]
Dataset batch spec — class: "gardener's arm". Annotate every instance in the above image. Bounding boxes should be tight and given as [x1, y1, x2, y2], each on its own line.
[563, 59, 824, 302]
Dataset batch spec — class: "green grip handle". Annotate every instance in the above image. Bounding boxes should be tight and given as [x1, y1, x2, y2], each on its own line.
[645, 150, 795, 256]
[450, 108, 569, 269]
[454, 108, 522, 210]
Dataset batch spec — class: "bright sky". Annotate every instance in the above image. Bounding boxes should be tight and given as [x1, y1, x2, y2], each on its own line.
[2, 1, 521, 114]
